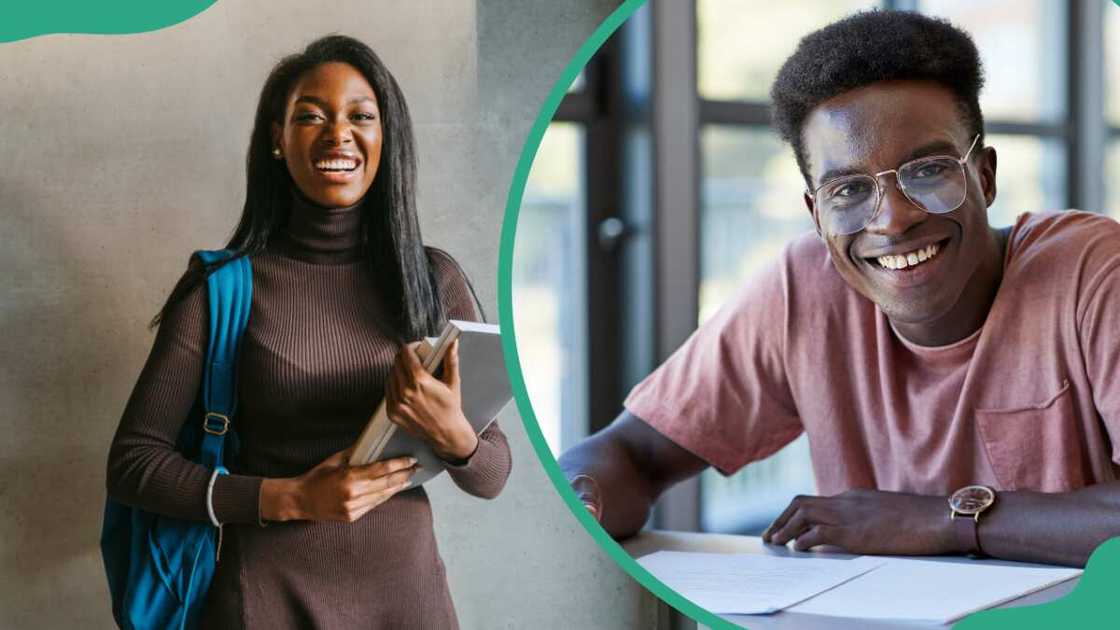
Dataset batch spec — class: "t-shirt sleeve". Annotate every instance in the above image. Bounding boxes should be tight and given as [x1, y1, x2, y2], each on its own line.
[1076, 219, 1120, 466]
[105, 257, 263, 524]
[624, 252, 802, 476]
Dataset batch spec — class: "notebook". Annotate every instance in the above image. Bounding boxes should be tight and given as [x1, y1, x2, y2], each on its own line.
[348, 320, 512, 486]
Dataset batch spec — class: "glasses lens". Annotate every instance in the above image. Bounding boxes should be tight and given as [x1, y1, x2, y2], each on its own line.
[898, 157, 967, 214]
[817, 175, 878, 235]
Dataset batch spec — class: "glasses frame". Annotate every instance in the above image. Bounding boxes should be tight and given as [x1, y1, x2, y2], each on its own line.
[807, 134, 982, 236]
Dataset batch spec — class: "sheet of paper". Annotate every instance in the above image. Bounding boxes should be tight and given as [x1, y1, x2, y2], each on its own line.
[787, 556, 1082, 623]
[636, 551, 884, 615]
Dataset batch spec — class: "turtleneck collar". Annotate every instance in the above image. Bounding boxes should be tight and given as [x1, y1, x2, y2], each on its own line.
[274, 190, 364, 264]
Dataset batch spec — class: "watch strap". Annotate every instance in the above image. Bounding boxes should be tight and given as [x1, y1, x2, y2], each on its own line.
[952, 512, 983, 557]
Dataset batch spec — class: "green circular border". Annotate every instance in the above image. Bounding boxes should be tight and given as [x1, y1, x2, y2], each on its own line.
[497, 2, 1120, 629]
[495, 1, 741, 628]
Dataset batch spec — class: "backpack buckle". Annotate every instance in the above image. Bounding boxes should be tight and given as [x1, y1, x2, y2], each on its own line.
[203, 412, 230, 436]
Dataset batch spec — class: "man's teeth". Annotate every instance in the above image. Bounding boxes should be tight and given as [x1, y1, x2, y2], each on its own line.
[315, 159, 358, 171]
[876, 243, 940, 270]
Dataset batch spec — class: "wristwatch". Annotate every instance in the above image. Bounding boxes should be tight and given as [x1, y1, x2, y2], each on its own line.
[948, 485, 996, 556]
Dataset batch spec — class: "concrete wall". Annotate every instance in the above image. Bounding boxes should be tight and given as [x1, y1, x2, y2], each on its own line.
[0, 1, 648, 627]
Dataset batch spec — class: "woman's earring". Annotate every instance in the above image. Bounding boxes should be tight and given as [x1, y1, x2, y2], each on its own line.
[272, 148, 283, 159]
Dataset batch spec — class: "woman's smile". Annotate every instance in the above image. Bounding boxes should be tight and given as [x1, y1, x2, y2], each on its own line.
[313, 151, 363, 182]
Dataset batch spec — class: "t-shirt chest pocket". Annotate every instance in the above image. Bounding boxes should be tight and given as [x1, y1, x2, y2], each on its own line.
[974, 379, 1086, 492]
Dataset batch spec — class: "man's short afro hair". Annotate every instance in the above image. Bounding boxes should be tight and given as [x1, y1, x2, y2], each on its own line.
[770, 10, 985, 180]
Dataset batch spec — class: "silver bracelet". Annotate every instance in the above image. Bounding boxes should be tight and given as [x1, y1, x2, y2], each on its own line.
[207, 467, 226, 528]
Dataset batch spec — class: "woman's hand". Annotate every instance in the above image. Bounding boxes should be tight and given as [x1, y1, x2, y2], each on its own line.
[261, 447, 418, 523]
[384, 339, 479, 462]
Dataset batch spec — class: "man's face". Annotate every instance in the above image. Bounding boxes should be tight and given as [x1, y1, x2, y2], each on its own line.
[801, 80, 997, 326]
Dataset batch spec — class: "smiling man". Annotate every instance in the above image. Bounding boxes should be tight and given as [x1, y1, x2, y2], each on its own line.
[559, 10, 1120, 567]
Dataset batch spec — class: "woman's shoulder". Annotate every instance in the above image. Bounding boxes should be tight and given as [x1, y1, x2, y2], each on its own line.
[424, 246, 484, 322]
[425, 246, 474, 295]
[159, 249, 250, 327]
[425, 246, 465, 277]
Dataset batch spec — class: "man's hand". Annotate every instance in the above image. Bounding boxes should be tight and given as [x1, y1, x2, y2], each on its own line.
[761, 489, 959, 555]
[558, 411, 709, 539]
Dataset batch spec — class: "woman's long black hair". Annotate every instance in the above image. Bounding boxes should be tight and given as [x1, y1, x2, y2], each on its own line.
[152, 34, 445, 341]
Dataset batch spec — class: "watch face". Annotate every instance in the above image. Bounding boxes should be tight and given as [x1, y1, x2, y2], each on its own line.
[949, 485, 996, 514]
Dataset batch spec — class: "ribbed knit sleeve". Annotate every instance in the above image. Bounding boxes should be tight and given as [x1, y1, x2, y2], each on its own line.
[105, 261, 263, 525]
[443, 424, 511, 499]
[428, 247, 512, 498]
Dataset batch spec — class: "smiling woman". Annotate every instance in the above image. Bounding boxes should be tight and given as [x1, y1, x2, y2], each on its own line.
[272, 62, 383, 208]
[105, 35, 509, 629]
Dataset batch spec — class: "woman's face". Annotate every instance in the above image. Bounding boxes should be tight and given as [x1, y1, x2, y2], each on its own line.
[272, 62, 383, 209]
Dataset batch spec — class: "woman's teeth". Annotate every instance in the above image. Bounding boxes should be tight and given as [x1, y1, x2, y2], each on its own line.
[876, 243, 940, 270]
[315, 159, 358, 172]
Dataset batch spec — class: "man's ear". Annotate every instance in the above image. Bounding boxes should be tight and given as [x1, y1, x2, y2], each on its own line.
[978, 145, 997, 208]
[804, 191, 822, 237]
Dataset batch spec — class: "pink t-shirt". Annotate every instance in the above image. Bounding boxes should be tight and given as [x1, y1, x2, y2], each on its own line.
[625, 211, 1120, 495]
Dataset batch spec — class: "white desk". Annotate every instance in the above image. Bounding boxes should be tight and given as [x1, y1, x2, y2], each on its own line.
[623, 530, 1078, 629]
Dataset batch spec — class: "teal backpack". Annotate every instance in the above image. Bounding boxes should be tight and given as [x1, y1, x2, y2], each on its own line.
[100, 249, 252, 630]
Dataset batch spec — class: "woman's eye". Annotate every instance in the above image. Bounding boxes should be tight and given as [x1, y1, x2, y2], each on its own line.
[352, 112, 377, 122]
[296, 112, 323, 123]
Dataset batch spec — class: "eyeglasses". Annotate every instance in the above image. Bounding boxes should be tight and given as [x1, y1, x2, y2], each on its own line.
[807, 134, 981, 236]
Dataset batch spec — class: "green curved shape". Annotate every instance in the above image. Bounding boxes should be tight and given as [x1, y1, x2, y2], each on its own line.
[956, 538, 1119, 629]
[496, 1, 740, 628]
[1, 0, 217, 43]
[498, 2, 1120, 630]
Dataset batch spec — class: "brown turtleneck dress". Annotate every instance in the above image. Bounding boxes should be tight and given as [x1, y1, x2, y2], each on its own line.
[106, 194, 511, 629]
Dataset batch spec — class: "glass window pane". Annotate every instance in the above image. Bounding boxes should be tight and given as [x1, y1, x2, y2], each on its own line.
[697, 0, 877, 102]
[568, 70, 585, 94]
[984, 134, 1066, 227]
[699, 125, 817, 533]
[702, 436, 813, 533]
[1108, 2, 1120, 127]
[699, 126, 814, 321]
[918, 0, 1066, 122]
[513, 123, 587, 455]
[1108, 141, 1120, 221]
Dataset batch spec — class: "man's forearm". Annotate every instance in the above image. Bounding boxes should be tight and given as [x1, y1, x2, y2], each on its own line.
[558, 427, 659, 539]
[558, 411, 710, 540]
[978, 482, 1120, 566]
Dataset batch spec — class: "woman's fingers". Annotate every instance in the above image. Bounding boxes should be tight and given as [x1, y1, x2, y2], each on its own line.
[385, 346, 421, 423]
[347, 466, 417, 500]
[353, 455, 417, 479]
[398, 341, 425, 379]
[344, 479, 414, 521]
[440, 338, 461, 390]
[387, 404, 424, 438]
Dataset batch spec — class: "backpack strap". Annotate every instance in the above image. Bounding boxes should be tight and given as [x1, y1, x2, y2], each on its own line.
[193, 249, 253, 470]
